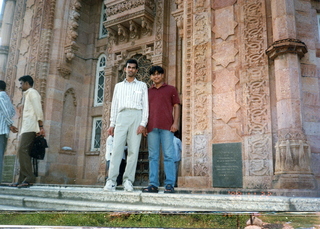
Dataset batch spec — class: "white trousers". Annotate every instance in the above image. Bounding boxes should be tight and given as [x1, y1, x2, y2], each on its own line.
[107, 109, 142, 184]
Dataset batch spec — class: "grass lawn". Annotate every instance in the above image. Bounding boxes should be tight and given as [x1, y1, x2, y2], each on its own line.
[0, 212, 319, 228]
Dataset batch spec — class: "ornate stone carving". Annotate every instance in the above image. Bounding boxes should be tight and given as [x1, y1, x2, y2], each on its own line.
[183, 0, 193, 148]
[172, 9, 183, 38]
[57, 64, 71, 79]
[105, 0, 155, 17]
[117, 24, 129, 42]
[193, 135, 209, 176]
[241, 0, 272, 183]
[129, 20, 140, 39]
[4, 0, 25, 96]
[65, 0, 81, 61]
[154, 0, 164, 56]
[141, 16, 152, 36]
[275, 138, 312, 174]
[103, 0, 155, 45]
[266, 38, 308, 60]
[64, 88, 77, 106]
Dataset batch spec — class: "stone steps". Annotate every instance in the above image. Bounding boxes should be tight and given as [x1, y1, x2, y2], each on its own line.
[0, 185, 319, 212]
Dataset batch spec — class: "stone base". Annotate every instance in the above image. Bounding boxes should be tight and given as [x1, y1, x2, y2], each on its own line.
[178, 176, 211, 188]
[272, 174, 317, 189]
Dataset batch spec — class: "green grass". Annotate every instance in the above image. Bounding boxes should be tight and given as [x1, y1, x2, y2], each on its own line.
[0, 212, 318, 228]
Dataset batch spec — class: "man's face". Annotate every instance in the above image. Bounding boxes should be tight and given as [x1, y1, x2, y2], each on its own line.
[125, 63, 138, 78]
[19, 81, 29, 91]
[150, 71, 164, 84]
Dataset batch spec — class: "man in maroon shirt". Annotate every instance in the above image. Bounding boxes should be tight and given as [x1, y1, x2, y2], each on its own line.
[142, 66, 180, 193]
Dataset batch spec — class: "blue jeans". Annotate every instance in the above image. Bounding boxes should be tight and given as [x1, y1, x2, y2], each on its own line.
[148, 128, 175, 187]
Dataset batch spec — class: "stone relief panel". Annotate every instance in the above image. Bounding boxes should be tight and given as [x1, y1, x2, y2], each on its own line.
[240, 0, 273, 187]
[211, 2, 240, 146]
[275, 131, 313, 174]
[212, 5, 237, 40]
[212, 41, 238, 68]
[190, 0, 212, 180]
[26, 0, 56, 103]
[213, 69, 240, 123]
[4, 0, 25, 96]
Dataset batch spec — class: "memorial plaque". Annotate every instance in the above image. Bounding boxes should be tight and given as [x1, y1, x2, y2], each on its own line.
[1, 155, 16, 183]
[212, 143, 242, 188]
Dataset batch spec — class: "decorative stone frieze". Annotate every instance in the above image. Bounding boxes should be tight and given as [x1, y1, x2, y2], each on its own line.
[240, 0, 273, 188]
[266, 38, 308, 60]
[103, 0, 155, 45]
[64, 0, 81, 61]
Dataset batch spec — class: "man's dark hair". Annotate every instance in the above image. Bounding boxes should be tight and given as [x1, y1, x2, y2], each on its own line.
[149, 66, 164, 75]
[0, 80, 6, 91]
[19, 75, 34, 87]
[125, 59, 139, 69]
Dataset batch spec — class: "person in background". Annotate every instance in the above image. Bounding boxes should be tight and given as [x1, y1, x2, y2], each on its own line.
[105, 135, 127, 186]
[9, 75, 45, 188]
[173, 132, 182, 187]
[0, 80, 17, 183]
[142, 66, 180, 193]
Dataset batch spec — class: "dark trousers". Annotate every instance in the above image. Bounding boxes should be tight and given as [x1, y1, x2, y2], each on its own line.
[18, 132, 36, 184]
[0, 134, 7, 182]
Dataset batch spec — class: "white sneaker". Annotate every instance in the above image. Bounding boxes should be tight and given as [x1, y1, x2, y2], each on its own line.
[123, 180, 133, 192]
[104, 180, 116, 192]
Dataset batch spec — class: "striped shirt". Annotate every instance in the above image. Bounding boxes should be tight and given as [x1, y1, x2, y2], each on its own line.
[110, 78, 148, 127]
[0, 91, 15, 136]
[21, 88, 44, 134]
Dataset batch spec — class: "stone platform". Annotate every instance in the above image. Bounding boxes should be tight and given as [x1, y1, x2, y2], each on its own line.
[0, 184, 319, 212]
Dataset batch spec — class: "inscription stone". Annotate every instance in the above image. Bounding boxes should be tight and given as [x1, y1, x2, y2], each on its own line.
[212, 143, 242, 188]
[1, 155, 16, 183]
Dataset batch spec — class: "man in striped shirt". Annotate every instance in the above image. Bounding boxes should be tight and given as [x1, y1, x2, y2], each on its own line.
[0, 80, 17, 183]
[104, 59, 148, 192]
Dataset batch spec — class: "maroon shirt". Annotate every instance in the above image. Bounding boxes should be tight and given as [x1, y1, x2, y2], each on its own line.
[147, 83, 180, 133]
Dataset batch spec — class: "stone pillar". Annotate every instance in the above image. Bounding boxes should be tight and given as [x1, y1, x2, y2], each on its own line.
[0, 0, 16, 80]
[174, 0, 213, 188]
[266, 0, 316, 189]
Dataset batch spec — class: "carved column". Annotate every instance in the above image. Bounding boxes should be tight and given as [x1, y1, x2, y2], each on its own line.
[267, 0, 316, 189]
[175, 0, 212, 188]
[0, 0, 16, 80]
[152, 0, 166, 66]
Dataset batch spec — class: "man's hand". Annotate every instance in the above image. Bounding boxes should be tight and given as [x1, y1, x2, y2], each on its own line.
[142, 128, 148, 137]
[10, 126, 18, 133]
[37, 127, 45, 137]
[170, 123, 179, 132]
[107, 127, 114, 136]
[137, 125, 145, 135]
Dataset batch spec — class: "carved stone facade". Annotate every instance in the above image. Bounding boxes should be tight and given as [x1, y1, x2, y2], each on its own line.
[0, 0, 319, 194]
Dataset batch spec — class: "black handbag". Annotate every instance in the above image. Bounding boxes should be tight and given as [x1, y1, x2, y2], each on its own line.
[30, 136, 48, 160]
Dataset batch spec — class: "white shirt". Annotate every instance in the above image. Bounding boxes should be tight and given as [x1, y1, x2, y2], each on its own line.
[21, 88, 44, 134]
[110, 78, 148, 127]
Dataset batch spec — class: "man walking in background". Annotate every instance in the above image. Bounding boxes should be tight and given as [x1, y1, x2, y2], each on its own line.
[0, 80, 17, 183]
[10, 75, 45, 188]
[104, 59, 148, 192]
